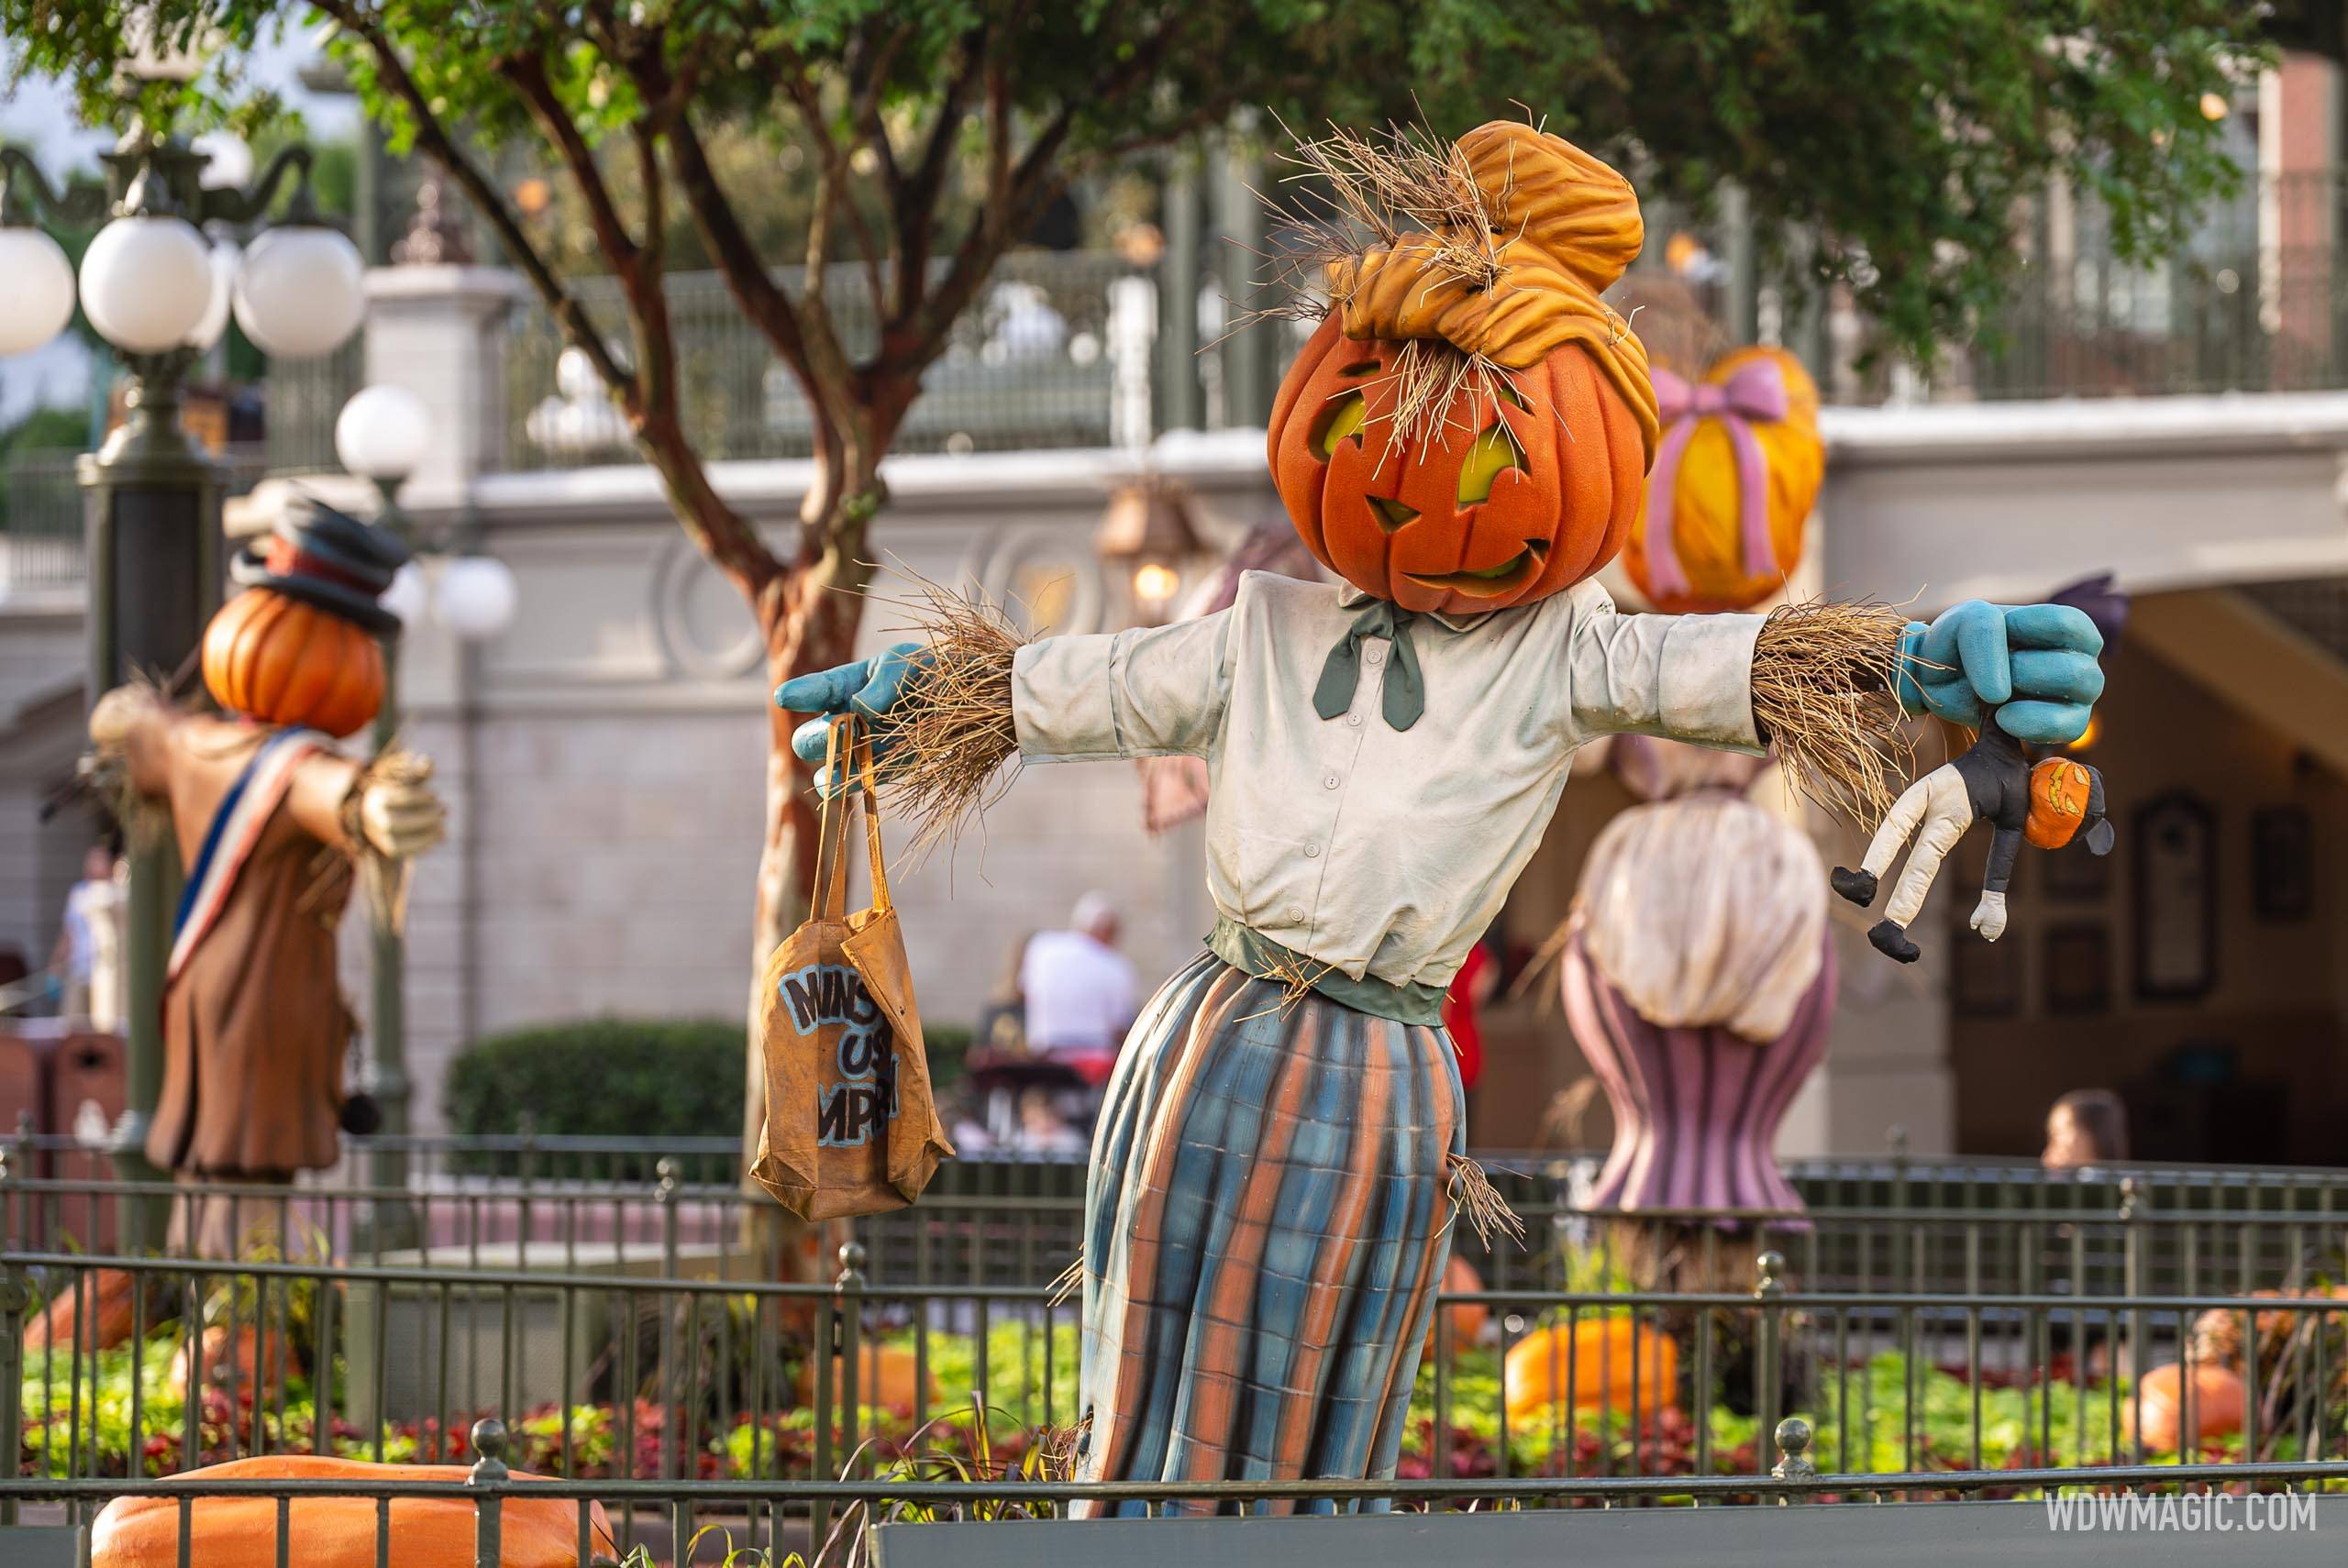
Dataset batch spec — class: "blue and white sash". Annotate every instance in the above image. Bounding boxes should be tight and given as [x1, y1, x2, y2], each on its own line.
[167, 727, 330, 982]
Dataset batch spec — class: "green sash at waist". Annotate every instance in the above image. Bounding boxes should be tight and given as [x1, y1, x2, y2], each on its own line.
[1206, 916, 1448, 1027]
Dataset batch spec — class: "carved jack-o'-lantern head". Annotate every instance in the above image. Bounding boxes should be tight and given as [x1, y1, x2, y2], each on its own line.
[2026, 756, 2099, 850]
[1263, 120, 1660, 615]
[1270, 316, 1652, 614]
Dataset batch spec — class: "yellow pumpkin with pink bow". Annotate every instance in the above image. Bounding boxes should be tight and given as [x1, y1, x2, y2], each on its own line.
[1622, 345, 1824, 615]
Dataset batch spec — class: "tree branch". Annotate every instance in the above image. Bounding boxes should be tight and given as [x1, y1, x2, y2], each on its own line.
[310, 0, 635, 406]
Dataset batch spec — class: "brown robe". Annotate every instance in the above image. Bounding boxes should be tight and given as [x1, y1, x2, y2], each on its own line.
[139, 714, 358, 1178]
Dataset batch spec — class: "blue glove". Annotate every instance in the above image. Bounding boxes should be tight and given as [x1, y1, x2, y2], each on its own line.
[1895, 601, 2104, 745]
[773, 641, 927, 790]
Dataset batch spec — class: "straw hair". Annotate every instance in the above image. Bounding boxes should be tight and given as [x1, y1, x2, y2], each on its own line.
[1259, 115, 1657, 460]
[1750, 599, 1914, 825]
[860, 573, 1031, 858]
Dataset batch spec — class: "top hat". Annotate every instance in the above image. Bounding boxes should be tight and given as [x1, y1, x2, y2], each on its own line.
[228, 496, 411, 635]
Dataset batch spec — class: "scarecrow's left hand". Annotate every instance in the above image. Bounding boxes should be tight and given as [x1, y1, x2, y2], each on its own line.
[1895, 601, 2105, 744]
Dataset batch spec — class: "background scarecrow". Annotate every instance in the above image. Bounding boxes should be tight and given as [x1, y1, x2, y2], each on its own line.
[778, 119, 2105, 1508]
[91, 499, 445, 1254]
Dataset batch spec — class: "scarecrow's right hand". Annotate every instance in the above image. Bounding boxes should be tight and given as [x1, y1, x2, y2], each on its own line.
[774, 642, 928, 793]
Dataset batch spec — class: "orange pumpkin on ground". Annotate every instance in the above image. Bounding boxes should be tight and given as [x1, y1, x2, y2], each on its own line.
[201, 586, 385, 739]
[1623, 346, 1824, 615]
[26, 1268, 139, 1354]
[1423, 1253, 1490, 1359]
[794, 1340, 940, 1413]
[2123, 1362, 2245, 1454]
[89, 1454, 615, 1568]
[1504, 1317, 1680, 1422]
[2026, 757, 2096, 849]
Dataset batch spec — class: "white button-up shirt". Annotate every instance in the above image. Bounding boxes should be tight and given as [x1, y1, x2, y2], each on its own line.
[1011, 572, 1764, 991]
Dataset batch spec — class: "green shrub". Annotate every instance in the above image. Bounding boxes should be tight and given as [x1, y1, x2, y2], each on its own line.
[444, 1017, 746, 1148]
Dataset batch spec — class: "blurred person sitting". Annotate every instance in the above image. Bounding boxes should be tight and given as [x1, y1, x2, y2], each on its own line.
[1018, 892, 1137, 1087]
[974, 931, 1033, 1055]
[2043, 1088, 2130, 1170]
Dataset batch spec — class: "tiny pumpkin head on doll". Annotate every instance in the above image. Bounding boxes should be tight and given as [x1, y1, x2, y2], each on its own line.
[1267, 121, 1660, 617]
[202, 501, 409, 739]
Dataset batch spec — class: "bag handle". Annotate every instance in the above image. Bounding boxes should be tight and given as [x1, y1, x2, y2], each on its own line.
[811, 714, 892, 922]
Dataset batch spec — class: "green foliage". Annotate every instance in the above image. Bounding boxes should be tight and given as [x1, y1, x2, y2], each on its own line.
[0, 0, 2268, 364]
[442, 1016, 745, 1143]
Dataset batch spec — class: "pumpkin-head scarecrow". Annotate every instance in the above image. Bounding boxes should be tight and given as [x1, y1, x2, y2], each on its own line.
[1623, 345, 1825, 614]
[772, 115, 2108, 1512]
[89, 498, 446, 1254]
[1268, 121, 1658, 616]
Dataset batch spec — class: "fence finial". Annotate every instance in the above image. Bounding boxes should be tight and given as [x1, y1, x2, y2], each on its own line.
[836, 1241, 869, 1286]
[468, 1418, 510, 1482]
[2117, 1173, 2141, 1221]
[1771, 1416, 1817, 1486]
[1754, 1249, 1787, 1299]
[654, 1156, 680, 1197]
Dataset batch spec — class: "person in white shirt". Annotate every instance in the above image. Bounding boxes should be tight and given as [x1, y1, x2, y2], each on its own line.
[777, 118, 2105, 1511]
[1017, 892, 1136, 1080]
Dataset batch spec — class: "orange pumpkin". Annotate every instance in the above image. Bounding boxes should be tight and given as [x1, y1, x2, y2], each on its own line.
[26, 1268, 139, 1354]
[1623, 346, 1823, 614]
[794, 1340, 940, 1413]
[89, 1454, 615, 1568]
[1423, 1253, 1490, 1359]
[2123, 1362, 2244, 1455]
[201, 587, 384, 738]
[1271, 318, 1651, 616]
[2026, 757, 2095, 849]
[1503, 1317, 1680, 1422]
[1268, 121, 1656, 617]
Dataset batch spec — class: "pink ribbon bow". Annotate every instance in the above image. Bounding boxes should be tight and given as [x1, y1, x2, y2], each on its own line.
[1643, 360, 1791, 602]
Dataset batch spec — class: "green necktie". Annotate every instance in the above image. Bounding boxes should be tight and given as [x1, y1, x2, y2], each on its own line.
[1313, 599, 1426, 731]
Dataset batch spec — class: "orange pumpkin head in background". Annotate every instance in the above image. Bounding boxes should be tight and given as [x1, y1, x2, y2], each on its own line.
[1623, 345, 1824, 614]
[2027, 756, 2099, 849]
[1268, 120, 1659, 616]
[204, 500, 412, 739]
[203, 588, 385, 739]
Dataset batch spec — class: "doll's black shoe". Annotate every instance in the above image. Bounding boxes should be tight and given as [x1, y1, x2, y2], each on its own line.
[1867, 919, 1920, 964]
[1831, 867, 1878, 907]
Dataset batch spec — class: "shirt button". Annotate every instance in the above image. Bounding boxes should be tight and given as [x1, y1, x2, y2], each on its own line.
[1364, 644, 1386, 667]
[1304, 844, 1321, 858]
[1286, 908, 1305, 925]
[1346, 712, 1364, 728]
[1324, 775, 1341, 790]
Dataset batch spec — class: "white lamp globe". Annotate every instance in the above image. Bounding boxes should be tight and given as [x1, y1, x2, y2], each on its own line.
[232, 225, 365, 358]
[435, 555, 517, 640]
[555, 346, 601, 401]
[0, 228, 78, 358]
[378, 561, 429, 629]
[79, 215, 213, 354]
[336, 383, 433, 480]
[185, 237, 238, 351]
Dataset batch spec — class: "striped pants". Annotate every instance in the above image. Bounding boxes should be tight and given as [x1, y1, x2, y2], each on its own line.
[1073, 953, 1464, 1516]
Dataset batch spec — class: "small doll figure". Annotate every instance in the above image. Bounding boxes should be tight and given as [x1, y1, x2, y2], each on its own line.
[90, 500, 445, 1254]
[778, 121, 2104, 1511]
[1833, 723, 2112, 962]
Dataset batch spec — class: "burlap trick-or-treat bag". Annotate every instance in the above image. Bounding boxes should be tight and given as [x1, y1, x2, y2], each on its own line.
[751, 716, 953, 1220]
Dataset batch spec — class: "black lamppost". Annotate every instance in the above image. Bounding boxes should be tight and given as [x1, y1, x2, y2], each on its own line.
[0, 76, 364, 1243]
